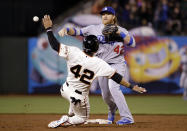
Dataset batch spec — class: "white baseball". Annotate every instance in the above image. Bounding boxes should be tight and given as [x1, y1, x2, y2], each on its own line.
[33, 16, 39, 22]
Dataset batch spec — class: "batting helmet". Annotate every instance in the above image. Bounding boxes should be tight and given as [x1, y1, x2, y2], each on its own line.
[83, 35, 99, 54]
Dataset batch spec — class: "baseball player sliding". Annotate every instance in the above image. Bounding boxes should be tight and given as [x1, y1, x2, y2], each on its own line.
[42, 15, 146, 128]
[58, 6, 136, 124]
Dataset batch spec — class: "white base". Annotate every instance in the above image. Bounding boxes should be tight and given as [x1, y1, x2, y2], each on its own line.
[84, 119, 112, 124]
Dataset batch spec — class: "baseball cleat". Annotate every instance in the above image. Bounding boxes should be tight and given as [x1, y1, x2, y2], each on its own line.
[107, 120, 113, 124]
[116, 118, 134, 125]
[48, 115, 69, 128]
[48, 120, 63, 128]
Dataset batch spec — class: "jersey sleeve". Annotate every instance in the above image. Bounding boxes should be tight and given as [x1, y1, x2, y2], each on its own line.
[80, 25, 95, 36]
[119, 26, 129, 35]
[96, 60, 116, 78]
[119, 26, 135, 47]
[58, 43, 70, 59]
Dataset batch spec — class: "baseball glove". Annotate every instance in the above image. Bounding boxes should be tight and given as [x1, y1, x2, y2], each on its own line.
[102, 24, 123, 42]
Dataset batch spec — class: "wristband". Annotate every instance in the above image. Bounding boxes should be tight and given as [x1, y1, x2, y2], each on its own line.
[120, 32, 126, 39]
[66, 27, 70, 33]
[46, 27, 52, 32]
[73, 27, 77, 36]
[80, 29, 83, 36]
[129, 84, 134, 89]
[127, 36, 133, 46]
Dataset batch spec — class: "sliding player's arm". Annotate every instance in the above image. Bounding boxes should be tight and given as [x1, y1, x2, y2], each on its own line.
[110, 72, 146, 93]
[42, 15, 60, 52]
[42, 15, 69, 59]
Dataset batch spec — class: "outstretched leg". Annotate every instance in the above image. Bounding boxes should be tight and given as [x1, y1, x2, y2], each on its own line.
[98, 76, 117, 122]
[48, 83, 90, 128]
[48, 115, 86, 128]
[109, 63, 134, 124]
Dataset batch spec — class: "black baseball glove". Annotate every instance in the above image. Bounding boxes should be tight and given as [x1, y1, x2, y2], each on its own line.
[102, 24, 123, 42]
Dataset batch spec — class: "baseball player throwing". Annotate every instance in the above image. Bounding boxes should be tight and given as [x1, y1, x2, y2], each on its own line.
[42, 15, 146, 128]
[58, 7, 136, 124]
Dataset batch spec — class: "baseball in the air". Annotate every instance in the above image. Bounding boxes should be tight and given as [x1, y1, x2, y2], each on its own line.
[33, 16, 39, 22]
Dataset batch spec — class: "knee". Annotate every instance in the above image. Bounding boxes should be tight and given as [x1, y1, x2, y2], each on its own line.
[102, 93, 111, 101]
[68, 115, 86, 125]
[79, 116, 87, 123]
[68, 112, 74, 117]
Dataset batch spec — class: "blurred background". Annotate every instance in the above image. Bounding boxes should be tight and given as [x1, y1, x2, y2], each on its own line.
[0, 0, 187, 95]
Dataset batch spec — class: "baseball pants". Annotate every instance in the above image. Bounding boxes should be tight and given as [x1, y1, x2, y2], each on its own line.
[180, 72, 187, 99]
[60, 82, 90, 125]
[98, 63, 134, 122]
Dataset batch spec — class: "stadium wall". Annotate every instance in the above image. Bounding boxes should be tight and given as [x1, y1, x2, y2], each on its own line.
[27, 36, 187, 94]
[0, 37, 28, 94]
[0, 36, 186, 94]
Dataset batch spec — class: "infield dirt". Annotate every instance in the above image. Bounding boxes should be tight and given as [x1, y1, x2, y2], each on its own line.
[0, 114, 187, 131]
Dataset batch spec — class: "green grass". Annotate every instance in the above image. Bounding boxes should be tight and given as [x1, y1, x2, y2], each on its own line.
[0, 95, 187, 114]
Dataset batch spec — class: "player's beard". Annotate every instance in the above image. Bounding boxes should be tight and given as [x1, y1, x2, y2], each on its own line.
[103, 19, 114, 25]
[102, 16, 115, 25]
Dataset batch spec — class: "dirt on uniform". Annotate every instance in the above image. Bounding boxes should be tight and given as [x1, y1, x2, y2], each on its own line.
[0, 114, 187, 131]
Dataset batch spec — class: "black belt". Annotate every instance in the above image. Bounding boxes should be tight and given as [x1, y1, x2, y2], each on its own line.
[66, 82, 82, 95]
[66, 82, 69, 86]
[75, 90, 82, 95]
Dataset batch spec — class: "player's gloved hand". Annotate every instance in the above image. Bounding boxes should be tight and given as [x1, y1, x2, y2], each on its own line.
[132, 85, 147, 93]
[102, 24, 123, 42]
[58, 28, 69, 37]
[42, 15, 53, 30]
[102, 24, 118, 36]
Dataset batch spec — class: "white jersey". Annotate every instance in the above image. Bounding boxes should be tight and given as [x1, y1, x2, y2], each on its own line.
[81, 24, 129, 64]
[58, 43, 116, 93]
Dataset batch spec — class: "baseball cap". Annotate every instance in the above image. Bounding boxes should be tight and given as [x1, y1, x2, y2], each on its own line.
[100, 6, 116, 15]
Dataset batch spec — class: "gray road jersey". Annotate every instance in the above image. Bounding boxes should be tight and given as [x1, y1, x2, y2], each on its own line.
[182, 55, 187, 72]
[81, 24, 129, 64]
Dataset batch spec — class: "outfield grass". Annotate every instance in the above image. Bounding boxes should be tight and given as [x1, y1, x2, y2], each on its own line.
[0, 95, 187, 114]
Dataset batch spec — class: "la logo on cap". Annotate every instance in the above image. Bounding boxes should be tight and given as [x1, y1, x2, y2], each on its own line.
[105, 7, 107, 10]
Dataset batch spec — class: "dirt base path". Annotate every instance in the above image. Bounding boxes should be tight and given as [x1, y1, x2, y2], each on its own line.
[0, 114, 187, 131]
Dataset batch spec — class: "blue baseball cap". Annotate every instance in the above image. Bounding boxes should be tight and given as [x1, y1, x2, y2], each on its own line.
[100, 6, 116, 15]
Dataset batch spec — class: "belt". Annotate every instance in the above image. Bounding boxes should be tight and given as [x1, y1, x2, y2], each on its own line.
[108, 61, 127, 65]
[66, 82, 82, 95]
[66, 82, 69, 86]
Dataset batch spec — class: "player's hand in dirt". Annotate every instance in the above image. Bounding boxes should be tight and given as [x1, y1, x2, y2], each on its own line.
[42, 15, 53, 29]
[132, 85, 147, 93]
[58, 28, 68, 37]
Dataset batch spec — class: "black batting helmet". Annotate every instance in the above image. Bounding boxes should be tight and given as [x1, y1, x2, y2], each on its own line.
[83, 35, 99, 54]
